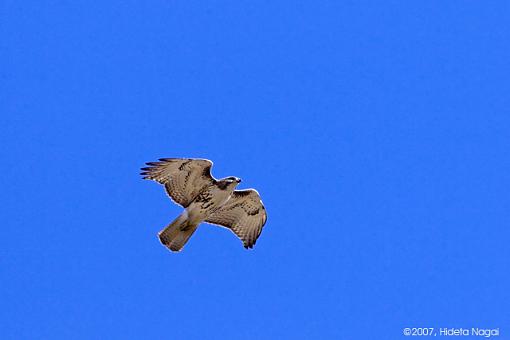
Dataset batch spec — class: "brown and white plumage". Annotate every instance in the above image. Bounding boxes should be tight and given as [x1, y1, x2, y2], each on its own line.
[141, 158, 267, 252]
[141, 158, 214, 208]
[205, 190, 267, 249]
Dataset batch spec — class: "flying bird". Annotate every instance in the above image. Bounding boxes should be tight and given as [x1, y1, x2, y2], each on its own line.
[140, 158, 267, 252]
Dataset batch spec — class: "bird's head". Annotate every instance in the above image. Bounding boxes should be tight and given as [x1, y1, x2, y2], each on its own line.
[218, 176, 241, 189]
[225, 176, 242, 184]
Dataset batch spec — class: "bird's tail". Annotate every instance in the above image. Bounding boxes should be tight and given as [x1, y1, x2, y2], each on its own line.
[158, 213, 198, 252]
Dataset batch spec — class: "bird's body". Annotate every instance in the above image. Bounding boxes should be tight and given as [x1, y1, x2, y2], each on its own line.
[188, 182, 237, 220]
[141, 158, 267, 252]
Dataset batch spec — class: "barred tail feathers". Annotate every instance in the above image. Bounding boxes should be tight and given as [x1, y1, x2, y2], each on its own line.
[158, 213, 198, 252]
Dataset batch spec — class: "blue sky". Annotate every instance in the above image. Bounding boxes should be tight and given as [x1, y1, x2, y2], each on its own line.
[1, 1, 509, 339]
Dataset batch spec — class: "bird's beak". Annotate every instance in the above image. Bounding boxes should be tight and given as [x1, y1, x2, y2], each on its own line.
[237, 178, 242, 183]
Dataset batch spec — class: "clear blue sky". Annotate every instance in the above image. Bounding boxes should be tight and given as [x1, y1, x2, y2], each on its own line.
[1, 1, 509, 339]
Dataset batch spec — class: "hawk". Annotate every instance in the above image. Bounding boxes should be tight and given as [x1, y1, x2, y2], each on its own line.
[140, 158, 267, 252]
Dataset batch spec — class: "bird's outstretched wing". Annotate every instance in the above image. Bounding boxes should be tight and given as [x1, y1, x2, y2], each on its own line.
[205, 189, 267, 249]
[141, 158, 215, 208]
